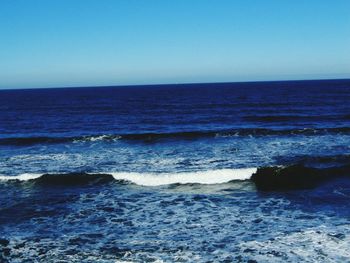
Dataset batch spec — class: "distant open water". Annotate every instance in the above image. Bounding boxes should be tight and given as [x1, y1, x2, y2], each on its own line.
[0, 79, 350, 262]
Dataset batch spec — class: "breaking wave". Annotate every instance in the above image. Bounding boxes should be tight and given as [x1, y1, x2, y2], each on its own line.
[109, 168, 256, 186]
[1, 164, 350, 190]
[0, 168, 256, 186]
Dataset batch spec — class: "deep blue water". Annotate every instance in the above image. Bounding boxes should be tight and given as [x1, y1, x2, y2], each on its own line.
[1, 79, 350, 262]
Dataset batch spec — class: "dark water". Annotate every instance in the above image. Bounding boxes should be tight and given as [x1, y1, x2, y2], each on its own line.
[1, 79, 350, 262]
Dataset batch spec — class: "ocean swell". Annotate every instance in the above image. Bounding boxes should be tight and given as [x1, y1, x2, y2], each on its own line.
[1, 127, 350, 146]
[252, 164, 350, 191]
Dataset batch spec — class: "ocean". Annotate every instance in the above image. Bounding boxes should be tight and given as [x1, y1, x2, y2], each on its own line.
[0, 79, 350, 262]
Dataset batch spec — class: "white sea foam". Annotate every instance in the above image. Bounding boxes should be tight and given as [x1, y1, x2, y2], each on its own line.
[110, 168, 257, 186]
[239, 226, 350, 261]
[0, 173, 42, 181]
[73, 135, 121, 143]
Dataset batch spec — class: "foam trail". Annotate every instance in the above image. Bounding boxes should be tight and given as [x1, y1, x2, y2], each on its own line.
[110, 168, 257, 186]
[0, 173, 42, 181]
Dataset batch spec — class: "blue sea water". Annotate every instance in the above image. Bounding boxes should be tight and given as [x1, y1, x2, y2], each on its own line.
[0, 79, 350, 262]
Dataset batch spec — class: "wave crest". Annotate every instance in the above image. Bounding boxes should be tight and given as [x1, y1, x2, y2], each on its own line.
[110, 168, 256, 186]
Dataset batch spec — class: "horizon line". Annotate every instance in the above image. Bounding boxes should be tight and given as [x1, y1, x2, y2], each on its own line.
[1, 77, 349, 91]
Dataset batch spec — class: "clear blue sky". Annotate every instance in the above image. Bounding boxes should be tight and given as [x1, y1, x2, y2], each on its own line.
[0, 0, 349, 89]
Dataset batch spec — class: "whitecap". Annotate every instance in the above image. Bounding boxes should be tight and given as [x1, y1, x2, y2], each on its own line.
[110, 168, 257, 186]
[0, 173, 42, 181]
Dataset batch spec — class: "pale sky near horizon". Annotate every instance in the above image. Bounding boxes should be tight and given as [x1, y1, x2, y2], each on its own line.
[0, 0, 350, 89]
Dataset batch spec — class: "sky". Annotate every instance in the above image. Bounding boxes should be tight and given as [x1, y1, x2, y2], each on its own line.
[0, 0, 349, 89]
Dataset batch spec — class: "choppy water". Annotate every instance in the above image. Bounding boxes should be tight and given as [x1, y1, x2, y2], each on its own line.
[1, 79, 350, 262]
